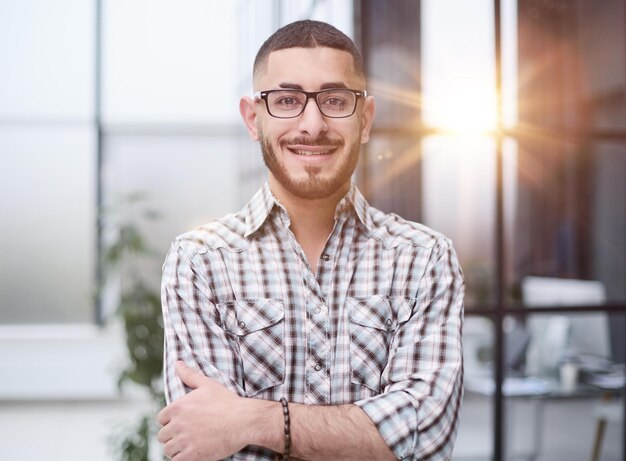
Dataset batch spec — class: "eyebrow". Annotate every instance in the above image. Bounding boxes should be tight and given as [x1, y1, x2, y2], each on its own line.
[278, 82, 350, 90]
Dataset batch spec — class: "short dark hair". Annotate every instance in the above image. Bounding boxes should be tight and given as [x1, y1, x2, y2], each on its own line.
[253, 20, 365, 80]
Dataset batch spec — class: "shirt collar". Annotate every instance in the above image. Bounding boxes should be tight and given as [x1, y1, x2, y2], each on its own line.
[243, 182, 279, 238]
[335, 184, 374, 233]
[243, 182, 374, 238]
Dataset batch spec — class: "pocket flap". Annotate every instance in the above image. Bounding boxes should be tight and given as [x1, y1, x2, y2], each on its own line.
[347, 295, 413, 331]
[220, 298, 284, 335]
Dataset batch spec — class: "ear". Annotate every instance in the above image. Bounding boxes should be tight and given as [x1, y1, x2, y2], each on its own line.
[240, 96, 260, 141]
[359, 95, 376, 144]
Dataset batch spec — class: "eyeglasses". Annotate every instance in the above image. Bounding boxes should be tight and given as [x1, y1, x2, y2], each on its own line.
[254, 88, 367, 119]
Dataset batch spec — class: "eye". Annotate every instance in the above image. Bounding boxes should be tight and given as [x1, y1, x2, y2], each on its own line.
[322, 96, 348, 111]
[319, 91, 351, 111]
[275, 96, 298, 106]
[325, 97, 346, 107]
[273, 92, 305, 107]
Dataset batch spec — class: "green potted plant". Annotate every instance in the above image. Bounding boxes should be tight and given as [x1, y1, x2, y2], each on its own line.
[99, 192, 165, 461]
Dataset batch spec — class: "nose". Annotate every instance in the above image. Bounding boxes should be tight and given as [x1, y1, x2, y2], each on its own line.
[297, 96, 328, 138]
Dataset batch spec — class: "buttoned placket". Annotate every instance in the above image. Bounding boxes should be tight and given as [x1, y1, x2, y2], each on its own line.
[279, 210, 354, 405]
[272, 209, 329, 404]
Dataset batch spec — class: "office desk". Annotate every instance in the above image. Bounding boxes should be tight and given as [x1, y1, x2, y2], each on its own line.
[465, 375, 624, 461]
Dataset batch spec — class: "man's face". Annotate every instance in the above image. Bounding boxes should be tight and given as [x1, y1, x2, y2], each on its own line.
[244, 47, 375, 201]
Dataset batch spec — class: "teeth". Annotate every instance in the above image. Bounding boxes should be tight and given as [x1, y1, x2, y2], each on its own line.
[295, 150, 330, 156]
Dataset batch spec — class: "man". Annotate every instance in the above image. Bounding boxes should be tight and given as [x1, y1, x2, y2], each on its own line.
[158, 20, 464, 461]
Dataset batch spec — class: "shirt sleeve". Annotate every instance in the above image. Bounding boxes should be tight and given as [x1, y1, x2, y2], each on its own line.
[355, 237, 465, 461]
[161, 240, 245, 403]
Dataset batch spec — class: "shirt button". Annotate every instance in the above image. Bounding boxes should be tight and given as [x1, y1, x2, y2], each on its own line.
[314, 363, 322, 371]
[314, 306, 322, 314]
[238, 321, 246, 329]
[322, 253, 331, 261]
[385, 318, 393, 329]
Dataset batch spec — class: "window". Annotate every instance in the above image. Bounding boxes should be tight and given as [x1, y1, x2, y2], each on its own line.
[357, 0, 626, 459]
[0, 0, 97, 324]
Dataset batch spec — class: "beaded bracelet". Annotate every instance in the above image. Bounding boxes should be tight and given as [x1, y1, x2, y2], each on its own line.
[279, 397, 291, 460]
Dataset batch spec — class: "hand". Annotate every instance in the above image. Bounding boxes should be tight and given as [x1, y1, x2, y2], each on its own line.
[157, 361, 246, 460]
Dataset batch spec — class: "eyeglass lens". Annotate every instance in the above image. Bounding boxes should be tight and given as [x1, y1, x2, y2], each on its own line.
[267, 90, 357, 118]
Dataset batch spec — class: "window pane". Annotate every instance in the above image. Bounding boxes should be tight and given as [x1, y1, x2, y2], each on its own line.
[357, 135, 422, 222]
[102, 0, 239, 124]
[421, 135, 496, 308]
[591, 142, 626, 303]
[103, 132, 252, 257]
[510, 139, 626, 305]
[279, 0, 353, 34]
[518, 0, 626, 132]
[501, 0, 518, 129]
[0, 126, 96, 323]
[456, 315, 495, 461]
[361, 0, 421, 129]
[0, 0, 94, 120]
[421, 0, 496, 132]
[577, 0, 626, 132]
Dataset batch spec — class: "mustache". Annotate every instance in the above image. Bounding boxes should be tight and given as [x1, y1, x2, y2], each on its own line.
[280, 135, 343, 148]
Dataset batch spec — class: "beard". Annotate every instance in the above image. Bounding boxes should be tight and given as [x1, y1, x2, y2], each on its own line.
[259, 132, 360, 200]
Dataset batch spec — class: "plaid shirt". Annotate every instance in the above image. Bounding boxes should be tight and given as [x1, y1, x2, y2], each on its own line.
[162, 182, 464, 461]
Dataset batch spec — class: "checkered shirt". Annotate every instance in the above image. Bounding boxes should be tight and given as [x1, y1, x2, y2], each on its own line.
[162, 182, 465, 460]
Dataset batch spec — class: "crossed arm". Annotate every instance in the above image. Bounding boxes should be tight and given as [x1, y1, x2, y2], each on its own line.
[157, 361, 395, 461]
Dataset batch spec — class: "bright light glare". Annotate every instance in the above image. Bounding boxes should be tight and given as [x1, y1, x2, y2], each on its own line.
[424, 82, 498, 133]
[422, 0, 498, 133]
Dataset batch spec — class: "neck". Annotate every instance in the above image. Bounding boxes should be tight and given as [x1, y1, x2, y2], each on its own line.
[268, 176, 350, 272]
[268, 176, 350, 231]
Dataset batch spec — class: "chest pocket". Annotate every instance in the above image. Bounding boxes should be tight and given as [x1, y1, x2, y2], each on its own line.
[346, 295, 413, 392]
[220, 298, 285, 396]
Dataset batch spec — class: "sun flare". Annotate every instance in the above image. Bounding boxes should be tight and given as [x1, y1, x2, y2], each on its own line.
[423, 83, 498, 134]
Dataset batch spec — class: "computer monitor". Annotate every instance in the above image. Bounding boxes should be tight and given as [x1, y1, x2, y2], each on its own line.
[521, 276, 612, 375]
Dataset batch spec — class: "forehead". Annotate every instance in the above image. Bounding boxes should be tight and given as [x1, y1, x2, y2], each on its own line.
[256, 47, 364, 90]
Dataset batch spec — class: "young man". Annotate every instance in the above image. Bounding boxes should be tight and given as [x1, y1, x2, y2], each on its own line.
[158, 20, 464, 461]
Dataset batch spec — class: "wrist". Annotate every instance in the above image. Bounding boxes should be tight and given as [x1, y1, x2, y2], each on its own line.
[245, 398, 285, 452]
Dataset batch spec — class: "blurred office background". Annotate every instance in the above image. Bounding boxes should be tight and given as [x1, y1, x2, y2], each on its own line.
[0, 0, 624, 460]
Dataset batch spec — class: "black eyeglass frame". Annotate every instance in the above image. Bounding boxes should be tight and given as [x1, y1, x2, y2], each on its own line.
[253, 88, 368, 119]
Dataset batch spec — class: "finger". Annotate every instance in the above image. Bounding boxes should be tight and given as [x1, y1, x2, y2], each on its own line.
[175, 361, 208, 389]
[163, 437, 183, 459]
[157, 405, 171, 426]
[158, 422, 174, 444]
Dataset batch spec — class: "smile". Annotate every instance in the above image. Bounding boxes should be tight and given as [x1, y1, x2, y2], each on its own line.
[286, 144, 339, 157]
[292, 149, 332, 156]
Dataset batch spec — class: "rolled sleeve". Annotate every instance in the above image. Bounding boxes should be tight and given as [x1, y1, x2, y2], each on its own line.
[357, 237, 465, 461]
[355, 390, 418, 459]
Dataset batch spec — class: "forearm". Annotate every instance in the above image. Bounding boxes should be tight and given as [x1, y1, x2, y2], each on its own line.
[251, 400, 396, 461]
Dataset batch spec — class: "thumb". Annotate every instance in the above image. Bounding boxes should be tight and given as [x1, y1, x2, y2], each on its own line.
[175, 361, 208, 389]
